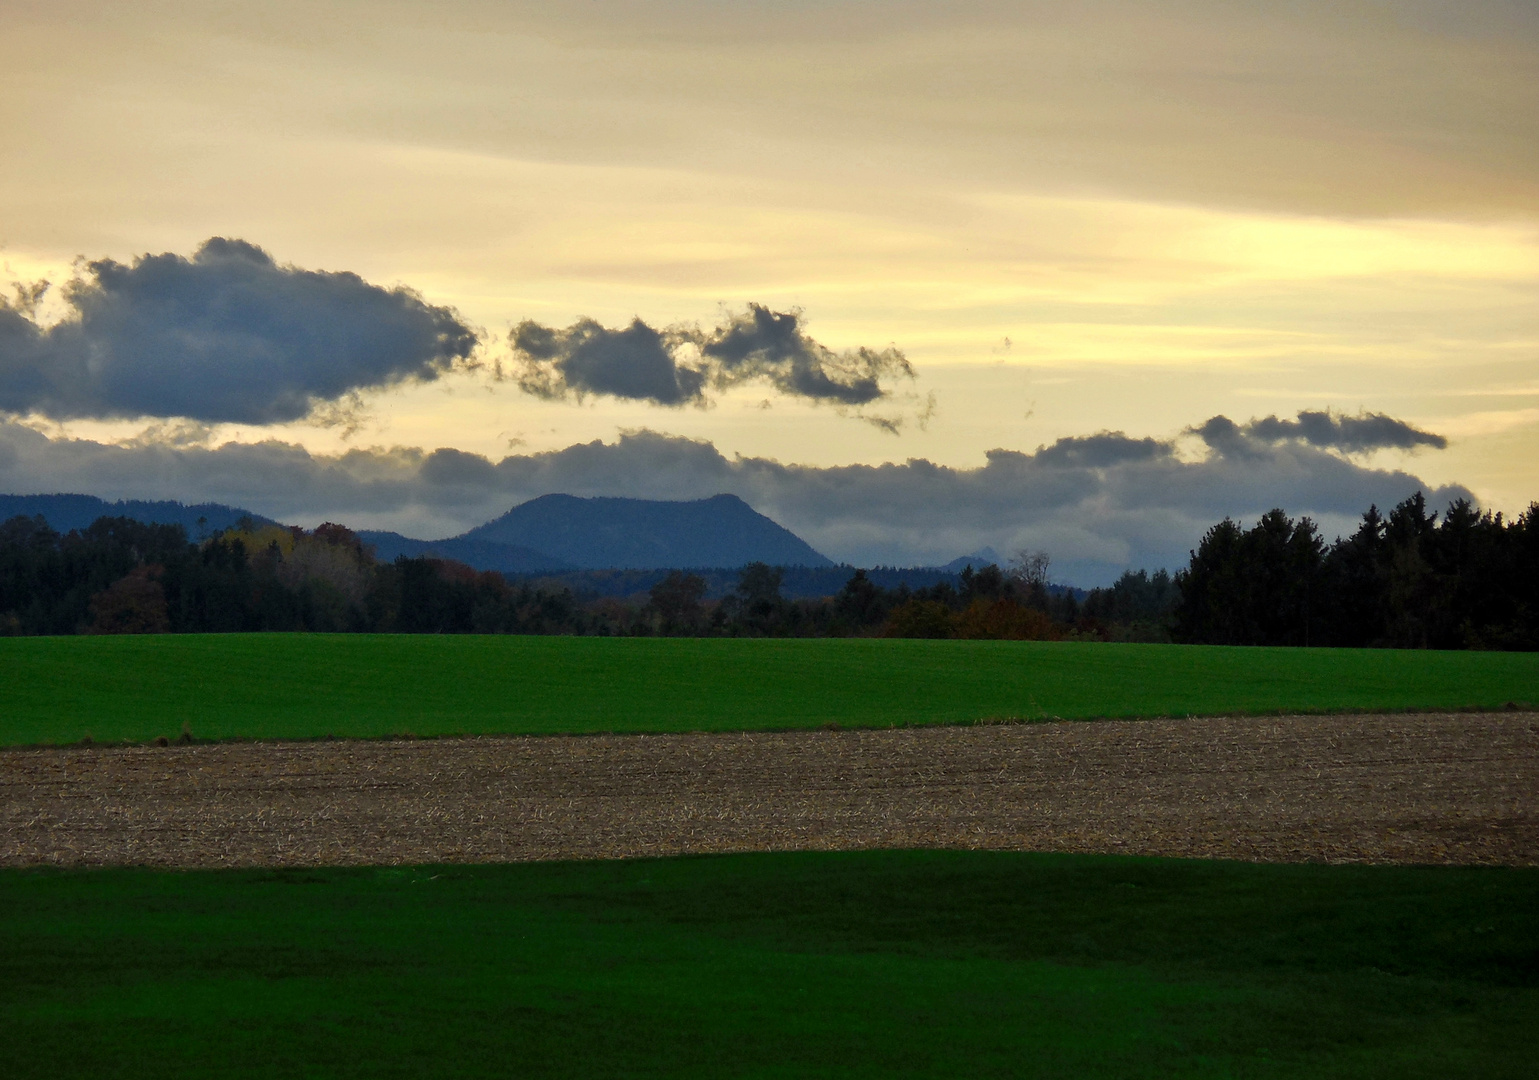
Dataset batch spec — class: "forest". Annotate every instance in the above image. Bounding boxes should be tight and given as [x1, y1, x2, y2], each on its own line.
[0, 492, 1534, 648]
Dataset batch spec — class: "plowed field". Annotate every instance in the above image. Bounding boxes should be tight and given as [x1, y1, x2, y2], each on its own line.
[5, 712, 1536, 868]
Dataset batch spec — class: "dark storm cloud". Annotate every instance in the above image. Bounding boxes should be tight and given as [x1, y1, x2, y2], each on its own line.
[508, 304, 913, 412]
[0, 408, 1468, 586]
[1194, 410, 1448, 455]
[0, 238, 479, 424]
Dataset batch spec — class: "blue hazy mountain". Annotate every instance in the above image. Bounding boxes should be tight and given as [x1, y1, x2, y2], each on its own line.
[0, 493, 277, 537]
[460, 493, 833, 570]
[936, 546, 1003, 572]
[355, 531, 574, 574]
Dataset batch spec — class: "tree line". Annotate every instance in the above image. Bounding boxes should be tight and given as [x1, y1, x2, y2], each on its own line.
[0, 490, 1534, 648]
[0, 516, 597, 636]
[0, 513, 1089, 639]
[1173, 494, 1538, 649]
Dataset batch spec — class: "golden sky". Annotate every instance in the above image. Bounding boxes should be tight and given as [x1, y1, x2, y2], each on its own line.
[2, 0, 1536, 574]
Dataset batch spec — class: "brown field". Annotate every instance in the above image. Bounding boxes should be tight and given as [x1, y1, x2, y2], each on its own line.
[4, 712, 1537, 868]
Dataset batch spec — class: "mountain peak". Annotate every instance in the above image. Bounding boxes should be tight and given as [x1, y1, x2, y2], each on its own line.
[462, 493, 830, 569]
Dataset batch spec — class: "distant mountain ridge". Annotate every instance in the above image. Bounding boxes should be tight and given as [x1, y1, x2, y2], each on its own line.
[0, 493, 278, 537]
[0, 491, 832, 573]
[460, 494, 832, 569]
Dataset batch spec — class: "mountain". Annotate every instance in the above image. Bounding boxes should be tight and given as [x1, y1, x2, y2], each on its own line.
[461, 493, 833, 569]
[356, 531, 574, 574]
[937, 547, 1003, 573]
[0, 493, 278, 537]
[1, 491, 831, 573]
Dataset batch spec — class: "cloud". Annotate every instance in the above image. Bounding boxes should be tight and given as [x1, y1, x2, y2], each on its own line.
[511, 318, 704, 406]
[0, 410, 1471, 586]
[698, 305, 912, 406]
[1030, 432, 1173, 468]
[508, 304, 915, 419]
[1, 242, 914, 429]
[1193, 410, 1448, 456]
[0, 238, 479, 424]
[1243, 410, 1448, 453]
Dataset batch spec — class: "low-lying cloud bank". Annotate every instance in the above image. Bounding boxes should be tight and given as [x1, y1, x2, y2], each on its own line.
[1, 239, 478, 425]
[0, 411, 1471, 585]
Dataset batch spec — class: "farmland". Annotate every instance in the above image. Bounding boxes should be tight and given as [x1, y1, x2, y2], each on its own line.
[7, 712, 1536, 868]
[2, 634, 1536, 745]
[4, 634, 1536, 1076]
[2, 851, 1535, 1078]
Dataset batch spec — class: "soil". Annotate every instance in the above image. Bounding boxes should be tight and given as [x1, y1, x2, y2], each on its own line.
[3, 712, 1537, 869]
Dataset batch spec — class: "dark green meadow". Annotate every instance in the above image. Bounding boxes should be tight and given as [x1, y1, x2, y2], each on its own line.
[1, 851, 1535, 1078]
[1, 634, 1536, 745]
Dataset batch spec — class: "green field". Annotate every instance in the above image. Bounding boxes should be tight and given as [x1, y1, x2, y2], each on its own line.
[2, 851, 1534, 1078]
[2, 634, 1537, 745]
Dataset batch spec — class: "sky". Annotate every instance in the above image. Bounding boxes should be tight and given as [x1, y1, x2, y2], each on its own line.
[2, 0, 1536, 583]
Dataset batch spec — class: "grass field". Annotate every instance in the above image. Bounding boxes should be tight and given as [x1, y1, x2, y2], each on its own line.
[1, 850, 1534, 1078]
[1, 634, 1536, 745]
